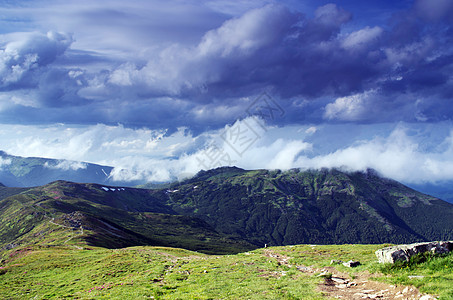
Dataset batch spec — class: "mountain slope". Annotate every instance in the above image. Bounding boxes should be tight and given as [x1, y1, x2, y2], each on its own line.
[148, 167, 453, 246]
[1, 167, 452, 253]
[0, 181, 253, 254]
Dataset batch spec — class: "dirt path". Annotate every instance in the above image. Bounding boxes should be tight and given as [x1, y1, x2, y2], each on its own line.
[263, 250, 437, 300]
[48, 217, 84, 248]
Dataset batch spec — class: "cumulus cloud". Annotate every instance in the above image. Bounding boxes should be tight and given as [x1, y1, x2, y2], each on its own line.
[295, 125, 453, 184]
[324, 92, 370, 121]
[2, 121, 453, 184]
[1, 1, 453, 128]
[0, 31, 72, 88]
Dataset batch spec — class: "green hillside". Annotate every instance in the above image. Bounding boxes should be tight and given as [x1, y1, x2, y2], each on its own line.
[148, 167, 453, 246]
[1, 243, 451, 299]
[0, 181, 253, 255]
[1, 167, 453, 255]
[1, 167, 453, 299]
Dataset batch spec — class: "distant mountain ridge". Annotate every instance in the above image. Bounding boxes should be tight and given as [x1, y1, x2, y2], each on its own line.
[1, 167, 452, 254]
[0, 151, 142, 187]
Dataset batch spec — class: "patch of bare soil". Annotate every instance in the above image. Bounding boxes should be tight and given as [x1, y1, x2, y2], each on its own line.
[316, 267, 437, 300]
[263, 250, 437, 300]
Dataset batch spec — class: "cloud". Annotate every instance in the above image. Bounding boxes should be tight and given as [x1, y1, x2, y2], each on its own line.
[414, 0, 453, 22]
[342, 26, 383, 51]
[197, 4, 294, 57]
[295, 125, 453, 184]
[0, 1, 452, 131]
[0, 31, 72, 88]
[0, 157, 12, 170]
[44, 160, 87, 171]
[324, 91, 371, 121]
[2, 121, 453, 184]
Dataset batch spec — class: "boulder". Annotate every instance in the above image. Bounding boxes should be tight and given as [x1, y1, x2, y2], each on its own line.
[375, 241, 453, 264]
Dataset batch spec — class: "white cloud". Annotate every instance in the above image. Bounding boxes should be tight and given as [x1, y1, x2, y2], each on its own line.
[295, 126, 453, 184]
[44, 160, 87, 171]
[1, 122, 453, 184]
[324, 91, 374, 121]
[197, 4, 290, 57]
[342, 26, 383, 50]
[0, 157, 12, 170]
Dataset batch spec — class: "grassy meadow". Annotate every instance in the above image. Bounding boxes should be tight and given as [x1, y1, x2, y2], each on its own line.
[1, 243, 452, 299]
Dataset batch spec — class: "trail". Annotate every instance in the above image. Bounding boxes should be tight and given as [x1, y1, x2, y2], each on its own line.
[48, 217, 84, 248]
[263, 249, 437, 300]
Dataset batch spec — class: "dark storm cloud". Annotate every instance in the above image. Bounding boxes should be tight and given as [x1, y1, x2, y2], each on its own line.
[1, 1, 453, 128]
[0, 31, 72, 89]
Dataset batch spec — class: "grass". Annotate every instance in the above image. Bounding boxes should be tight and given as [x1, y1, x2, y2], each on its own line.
[1, 243, 452, 299]
[375, 251, 453, 299]
[0, 245, 324, 299]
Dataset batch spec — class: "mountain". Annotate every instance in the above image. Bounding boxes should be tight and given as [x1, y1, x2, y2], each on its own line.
[0, 151, 142, 187]
[148, 167, 453, 246]
[1, 167, 453, 254]
[406, 181, 453, 204]
[0, 180, 253, 254]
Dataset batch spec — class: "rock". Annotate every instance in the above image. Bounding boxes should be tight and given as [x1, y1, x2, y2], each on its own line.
[408, 275, 424, 279]
[420, 295, 437, 300]
[317, 271, 329, 277]
[342, 260, 361, 267]
[375, 241, 453, 264]
[353, 293, 368, 297]
[330, 259, 343, 265]
[335, 284, 348, 289]
[296, 266, 312, 272]
[331, 277, 348, 284]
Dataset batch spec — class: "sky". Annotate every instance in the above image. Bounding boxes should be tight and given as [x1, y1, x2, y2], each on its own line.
[1, 0, 453, 184]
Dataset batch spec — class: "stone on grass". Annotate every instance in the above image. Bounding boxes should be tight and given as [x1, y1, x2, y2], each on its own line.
[375, 241, 453, 264]
[342, 260, 361, 267]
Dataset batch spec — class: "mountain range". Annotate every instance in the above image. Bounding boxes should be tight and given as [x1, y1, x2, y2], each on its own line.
[2, 150, 453, 205]
[1, 166, 452, 255]
[0, 150, 139, 187]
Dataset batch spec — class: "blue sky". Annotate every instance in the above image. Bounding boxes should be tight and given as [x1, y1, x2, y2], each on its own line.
[1, 0, 453, 184]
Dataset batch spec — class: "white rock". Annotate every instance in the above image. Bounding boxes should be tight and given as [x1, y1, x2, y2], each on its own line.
[331, 277, 348, 284]
[420, 296, 437, 300]
[375, 241, 453, 264]
[408, 275, 424, 279]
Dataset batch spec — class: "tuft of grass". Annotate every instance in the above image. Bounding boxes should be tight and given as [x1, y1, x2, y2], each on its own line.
[375, 251, 453, 299]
